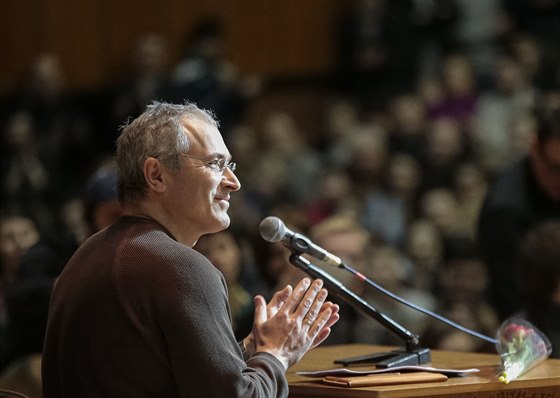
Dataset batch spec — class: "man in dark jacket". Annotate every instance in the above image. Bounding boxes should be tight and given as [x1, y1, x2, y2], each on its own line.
[477, 107, 560, 321]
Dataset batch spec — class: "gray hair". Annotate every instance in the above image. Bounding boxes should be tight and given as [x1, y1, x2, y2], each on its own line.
[116, 101, 218, 204]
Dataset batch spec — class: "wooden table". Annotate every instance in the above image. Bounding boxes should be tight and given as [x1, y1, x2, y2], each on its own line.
[287, 344, 560, 397]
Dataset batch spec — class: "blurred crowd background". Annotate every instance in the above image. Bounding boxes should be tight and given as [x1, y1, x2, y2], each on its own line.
[2, 0, 560, 393]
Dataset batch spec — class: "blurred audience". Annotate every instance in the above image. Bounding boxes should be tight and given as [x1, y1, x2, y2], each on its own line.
[334, 0, 422, 107]
[423, 235, 498, 353]
[419, 116, 472, 193]
[385, 153, 422, 224]
[109, 33, 175, 141]
[6, 54, 97, 211]
[454, 162, 489, 238]
[386, 93, 428, 161]
[473, 53, 537, 175]
[403, 219, 444, 293]
[309, 214, 377, 345]
[172, 17, 261, 137]
[0, 164, 122, 373]
[427, 53, 478, 127]
[354, 245, 435, 346]
[419, 188, 466, 238]
[1, 112, 52, 231]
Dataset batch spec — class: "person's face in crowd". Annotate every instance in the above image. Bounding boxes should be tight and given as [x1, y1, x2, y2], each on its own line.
[135, 34, 168, 76]
[370, 247, 406, 292]
[420, 189, 459, 234]
[442, 54, 474, 96]
[31, 53, 63, 99]
[320, 230, 368, 270]
[454, 163, 486, 199]
[320, 171, 352, 203]
[391, 94, 426, 135]
[6, 112, 35, 148]
[495, 56, 524, 94]
[388, 154, 420, 198]
[195, 231, 241, 285]
[316, 228, 370, 293]
[326, 100, 359, 140]
[427, 118, 462, 165]
[0, 216, 39, 277]
[440, 259, 487, 304]
[261, 242, 291, 283]
[532, 136, 560, 201]
[508, 112, 535, 159]
[406, 221, 442, 268]
[164, 118, 241, 241]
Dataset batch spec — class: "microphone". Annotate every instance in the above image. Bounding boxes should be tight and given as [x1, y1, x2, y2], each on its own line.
[259, 216, 342, 267]
[259, 216, 431, 367]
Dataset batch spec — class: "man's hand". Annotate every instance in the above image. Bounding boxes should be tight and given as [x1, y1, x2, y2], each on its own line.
[246, 278, 340, 370]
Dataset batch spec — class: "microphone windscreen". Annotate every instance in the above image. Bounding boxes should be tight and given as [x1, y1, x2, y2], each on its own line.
[259, 216, 285, 242]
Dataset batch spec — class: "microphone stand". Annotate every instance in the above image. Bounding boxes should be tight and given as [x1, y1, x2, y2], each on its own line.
[289, 253, 431, 368]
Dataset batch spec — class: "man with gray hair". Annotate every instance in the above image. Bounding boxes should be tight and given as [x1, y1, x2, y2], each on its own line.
[42, 101, 339, 397]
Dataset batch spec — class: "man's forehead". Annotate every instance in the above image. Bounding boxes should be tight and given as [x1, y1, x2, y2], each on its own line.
[181, 117, 224, 150]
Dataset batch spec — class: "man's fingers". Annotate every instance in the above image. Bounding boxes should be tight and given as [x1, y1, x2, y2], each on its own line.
[301, 287, 327, 328]
[322, 303, 340, 329]
[253, 295, 268, 325]
[267, 284, 292, 317]
[311, 328, 332, 349]
[309, 303, 340, 348]
[295, 279, 324, 317]
[308, 307, 333, 336]
[279, 278, 311, 313]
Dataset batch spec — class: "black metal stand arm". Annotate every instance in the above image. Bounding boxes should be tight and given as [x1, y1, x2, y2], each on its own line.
[289, 254, 431, 368]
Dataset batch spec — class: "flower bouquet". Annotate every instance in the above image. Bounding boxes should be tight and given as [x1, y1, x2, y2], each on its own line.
[496, 318, 552, 383]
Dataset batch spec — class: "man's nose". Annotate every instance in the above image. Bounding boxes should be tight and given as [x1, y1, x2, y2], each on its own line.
[222, 167, 241, 191]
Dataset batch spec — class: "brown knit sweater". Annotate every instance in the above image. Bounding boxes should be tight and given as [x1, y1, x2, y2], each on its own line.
[42, 216, 287, 397]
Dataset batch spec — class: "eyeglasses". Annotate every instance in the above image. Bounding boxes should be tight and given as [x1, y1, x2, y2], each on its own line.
[179, 153, 237, 174]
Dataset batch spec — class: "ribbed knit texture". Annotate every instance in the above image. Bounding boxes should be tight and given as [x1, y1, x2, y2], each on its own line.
[42, 216, 287, 397]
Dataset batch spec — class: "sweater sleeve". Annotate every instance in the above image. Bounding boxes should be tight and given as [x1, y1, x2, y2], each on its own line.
[122, 238, 288, 398]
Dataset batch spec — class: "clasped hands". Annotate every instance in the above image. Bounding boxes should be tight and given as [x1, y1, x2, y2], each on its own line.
[242, 278, 340, 370]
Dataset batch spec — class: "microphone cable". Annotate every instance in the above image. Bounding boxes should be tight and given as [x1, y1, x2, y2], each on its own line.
[338, 261, 499, 345]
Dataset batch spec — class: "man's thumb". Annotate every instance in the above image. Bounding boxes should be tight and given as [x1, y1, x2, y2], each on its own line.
[253, 295, 267, 325]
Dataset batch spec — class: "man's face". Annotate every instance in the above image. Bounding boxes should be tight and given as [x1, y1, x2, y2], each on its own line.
[531, 137, 560, 201]
[163, 118, 240, 241]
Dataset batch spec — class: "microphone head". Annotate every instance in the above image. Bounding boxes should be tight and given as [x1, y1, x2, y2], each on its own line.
[259, 216, 286, 243]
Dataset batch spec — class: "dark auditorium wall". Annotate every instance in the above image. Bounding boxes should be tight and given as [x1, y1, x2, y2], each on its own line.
[0, 0, 344, 92]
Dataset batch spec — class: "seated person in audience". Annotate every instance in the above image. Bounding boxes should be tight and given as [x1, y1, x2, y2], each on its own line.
[194, 230, 254, 340]
[310, 214, 376, 344]
[517, 221, 560, 358]
[0, 213, 40, 370]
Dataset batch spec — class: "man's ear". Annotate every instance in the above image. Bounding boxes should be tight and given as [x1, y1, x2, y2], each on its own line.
[143, 157, 167, 193]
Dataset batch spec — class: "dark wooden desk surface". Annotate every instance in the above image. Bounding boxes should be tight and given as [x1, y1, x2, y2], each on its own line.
[287, 344, 560, 397]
